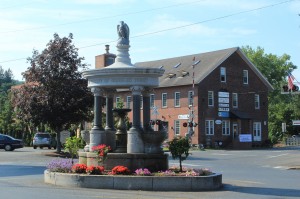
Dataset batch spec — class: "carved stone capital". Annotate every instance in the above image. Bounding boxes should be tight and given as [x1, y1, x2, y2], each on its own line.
[103, 88, 116, 98]
[142, 87, 154, 97]
[90, 87, 103, 96]
[130, 86, 144, 96]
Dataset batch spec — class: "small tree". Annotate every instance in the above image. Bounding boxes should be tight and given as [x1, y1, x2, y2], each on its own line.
[64, 136, 84, 164]
[168, 136, 190, 172]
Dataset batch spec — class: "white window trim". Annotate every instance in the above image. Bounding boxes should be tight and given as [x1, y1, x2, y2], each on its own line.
[232, 93, 238, 108]
[243, 70, 249, 85]
[162, 93, 167, 108]
[205, 120, 214, 135]
[255, 94, 260, 109]
[150, 94, 155, 108]
[208, 91, 214, 107]
[253, 122, 262, 141]
[174, 120, 180, 135]
[116, 97, 120, 107]
[188, 91, 194, 106]
[126, 96, 131, 109]
[174, 92, 180, 107]
[222, 120, 230, 135]
[220, 67, 226, 82]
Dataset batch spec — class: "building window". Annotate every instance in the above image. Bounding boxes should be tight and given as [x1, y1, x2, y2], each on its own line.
[140, 95, 143, 109]
[255, 94, 260, 109]
[116, 97, 121, 107]
[162, 93, 167, 108]
[243, 70, 248, 84]
[188, 91, 194, 106]
[232, 93, 238, 108]
[174, 120, 180, 135]
[220, 67, 226, 82]
[253, 122, 261, 141]
[222, 120, 230, 135]
[174, 92, 180, 107]
[126, 96, 131, 109]
[150, 94, 155, 108]
[205, 120, 214, 135]
[208, 91, 214, 107]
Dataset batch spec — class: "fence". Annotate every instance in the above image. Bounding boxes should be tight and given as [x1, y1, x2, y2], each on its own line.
[286, 137, 300, 146]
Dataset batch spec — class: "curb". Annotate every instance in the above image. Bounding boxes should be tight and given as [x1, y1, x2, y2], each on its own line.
[44, 170, 222, 191]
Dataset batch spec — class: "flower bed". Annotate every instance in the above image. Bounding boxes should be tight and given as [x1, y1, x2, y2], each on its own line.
[44, 159, 222, 191]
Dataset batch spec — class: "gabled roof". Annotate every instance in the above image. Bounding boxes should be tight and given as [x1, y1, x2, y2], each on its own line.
[135, 47, 273, 91]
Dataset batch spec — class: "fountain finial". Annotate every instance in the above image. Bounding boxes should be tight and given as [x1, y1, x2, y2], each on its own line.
[117, 21, 130, 45]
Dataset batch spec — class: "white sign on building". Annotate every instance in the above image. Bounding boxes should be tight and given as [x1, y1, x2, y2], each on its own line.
[178, 114, 189, 120]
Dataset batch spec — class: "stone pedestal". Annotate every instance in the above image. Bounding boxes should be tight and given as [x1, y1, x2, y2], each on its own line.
[79, 152, 169, 172]
[142, 131, 167, 154]
[89, 129, 106, 151]
[127, 127, 144, 153]
[80, 130, 90, 152]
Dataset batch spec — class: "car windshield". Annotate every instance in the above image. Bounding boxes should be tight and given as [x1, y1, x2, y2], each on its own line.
[36, 134, 50, 138]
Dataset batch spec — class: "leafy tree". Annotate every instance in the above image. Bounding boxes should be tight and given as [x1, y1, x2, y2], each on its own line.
[12, 33, 93, 152]
[242, 46, 297, 143]
[168, 136, 190, 172]
[64, 136, 84, 164]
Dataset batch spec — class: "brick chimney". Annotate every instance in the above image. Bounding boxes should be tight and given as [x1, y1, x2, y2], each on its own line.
[95, 45, 116, 69]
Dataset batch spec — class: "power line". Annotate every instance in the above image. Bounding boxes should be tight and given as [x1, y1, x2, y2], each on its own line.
[79, 0, 296, 49]
[0, 0, 204, 34]
[0, 0, 296, 63]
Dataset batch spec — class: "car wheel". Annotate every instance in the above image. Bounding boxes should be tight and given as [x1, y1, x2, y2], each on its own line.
[48, 146, 51, 149]
[33, 146, 37, 149]
[40, 147, 43, 149]
[4, 144, 12, 151]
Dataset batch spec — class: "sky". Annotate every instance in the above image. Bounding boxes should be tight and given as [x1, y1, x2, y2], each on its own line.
[0, 0, 299, 82]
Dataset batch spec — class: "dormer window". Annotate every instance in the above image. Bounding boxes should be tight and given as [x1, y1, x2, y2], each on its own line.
[167, 73, 176, 78]
[243, 70, 248, 84]
[173, 63, 181, 68]
[220, 67, 226, 82]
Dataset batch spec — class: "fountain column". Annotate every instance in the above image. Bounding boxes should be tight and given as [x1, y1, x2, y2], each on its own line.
[127, 86, 144, 153]
[89, 87, 106, 151]
[104, 89, 116, 151]
[142, 88, 152, 132]
[105, 90, 115, 131]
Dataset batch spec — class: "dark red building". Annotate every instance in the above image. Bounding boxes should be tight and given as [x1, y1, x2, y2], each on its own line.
[96, 47, 273, 149]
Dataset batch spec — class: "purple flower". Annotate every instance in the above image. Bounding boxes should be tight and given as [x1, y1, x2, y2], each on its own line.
[46, 158, 76, 173]
[135, 168, 152, 176]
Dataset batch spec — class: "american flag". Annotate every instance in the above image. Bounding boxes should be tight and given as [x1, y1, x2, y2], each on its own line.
[288, 73, 295, 90]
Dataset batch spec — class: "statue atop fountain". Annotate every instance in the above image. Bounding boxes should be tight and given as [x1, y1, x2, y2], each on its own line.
[117, 21, 130, 45]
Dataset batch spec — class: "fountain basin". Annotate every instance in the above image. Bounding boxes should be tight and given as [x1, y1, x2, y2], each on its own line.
[44, 170, 222, 191]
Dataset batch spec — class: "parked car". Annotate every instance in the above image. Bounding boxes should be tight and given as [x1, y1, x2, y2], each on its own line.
[33, 132, 56, 149]
[0, 133, 24, 151]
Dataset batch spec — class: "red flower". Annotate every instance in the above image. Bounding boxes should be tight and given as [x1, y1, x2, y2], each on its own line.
[111, 165, 131, 175]
[86, 165, 105, 175]
[91, 144, 111, 163]
[72, 163, 87, 174]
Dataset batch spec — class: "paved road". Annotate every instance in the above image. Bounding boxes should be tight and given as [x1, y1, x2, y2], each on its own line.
[0, 147, 300, 199]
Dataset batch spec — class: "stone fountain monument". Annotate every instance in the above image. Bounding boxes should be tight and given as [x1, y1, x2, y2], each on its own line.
[79, 21, 168, 172]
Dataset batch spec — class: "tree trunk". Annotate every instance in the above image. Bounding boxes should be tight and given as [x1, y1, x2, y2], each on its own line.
[179, 156, 183, 172]
[56, 129, 62, 152]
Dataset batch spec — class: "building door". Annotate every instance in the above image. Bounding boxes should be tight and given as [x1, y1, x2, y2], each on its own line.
[253, 122, 262, 141]
[233, 123, 238, 139]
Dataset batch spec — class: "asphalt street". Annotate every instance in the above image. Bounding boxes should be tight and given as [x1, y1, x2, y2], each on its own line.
[0, 147, 299, 199]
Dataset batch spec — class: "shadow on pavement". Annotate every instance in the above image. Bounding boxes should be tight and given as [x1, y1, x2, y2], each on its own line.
[223, 184, 300, 198]
[0, 165, 45, 177]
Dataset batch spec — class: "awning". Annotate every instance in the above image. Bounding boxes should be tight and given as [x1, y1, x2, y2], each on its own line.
[230, 111, 253, 119]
